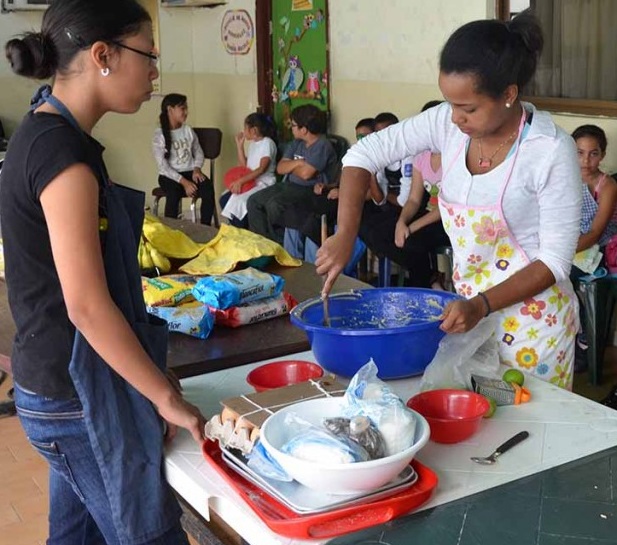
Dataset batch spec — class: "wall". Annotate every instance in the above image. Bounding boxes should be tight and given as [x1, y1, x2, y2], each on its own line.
[1, 0, 617, 195]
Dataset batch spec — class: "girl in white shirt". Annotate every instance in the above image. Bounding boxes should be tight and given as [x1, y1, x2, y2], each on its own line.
[220, 113, 278, 228]
[152, 93, 215, 224]
[317, 11, 581, 389]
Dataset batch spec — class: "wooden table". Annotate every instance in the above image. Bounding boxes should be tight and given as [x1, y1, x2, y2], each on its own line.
[0, 219, 370, 377]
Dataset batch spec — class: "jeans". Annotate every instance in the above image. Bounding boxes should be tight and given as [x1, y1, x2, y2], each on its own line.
[13, 383, 189, 545]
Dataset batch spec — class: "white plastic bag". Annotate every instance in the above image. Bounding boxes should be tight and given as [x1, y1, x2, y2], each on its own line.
[344, 361, 417, 456]
[419, 317, 500, 391]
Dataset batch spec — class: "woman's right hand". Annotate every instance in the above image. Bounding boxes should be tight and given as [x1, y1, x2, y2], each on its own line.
[315, 232, 355, 295]
[394, 220, 409, 248]
[235, 132, 245, 146]
[157, 392, 206, 444]
[180, 178, 197, 197]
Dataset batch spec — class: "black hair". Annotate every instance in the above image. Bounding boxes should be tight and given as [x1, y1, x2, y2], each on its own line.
[572, 124, 608, 154]
[374, 112, 399, 127]
[421, 100, 443, 112]
[245, 112, 277, 141]
[355, 118, 376, 132]
[159, 93, 187, 160]
[5, 0, 150, 80]
[439, 9, 543, 98]
[291, 104, 327, 135]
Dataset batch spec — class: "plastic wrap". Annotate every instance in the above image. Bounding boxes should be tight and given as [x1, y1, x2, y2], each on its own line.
[212, 292, 297, 327]
[192, 267, 284, 310]
[146, 302, 214, 339]
[344, 361, 416, 456]
[281, 412, 369, 464]
[141, 274, 198, 307]
[419, 317, 500, 392]
[324, 415, 386, 460]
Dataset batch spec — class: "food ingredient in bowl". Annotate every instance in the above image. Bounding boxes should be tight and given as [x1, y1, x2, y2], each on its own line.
[324, 416, 385, 460]
[281, 413, 369, 464]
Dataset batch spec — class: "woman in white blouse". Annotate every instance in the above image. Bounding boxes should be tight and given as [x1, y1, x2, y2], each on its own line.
[152, 93, 215, 224]
[317, 10, 581, 389]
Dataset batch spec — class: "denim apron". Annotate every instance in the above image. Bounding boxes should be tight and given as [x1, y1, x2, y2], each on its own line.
[37, 91, 182, 543]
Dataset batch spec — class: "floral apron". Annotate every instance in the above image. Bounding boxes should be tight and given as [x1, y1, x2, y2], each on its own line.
[438, 113, 578, 389]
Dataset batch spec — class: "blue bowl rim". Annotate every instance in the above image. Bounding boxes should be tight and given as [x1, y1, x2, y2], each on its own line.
[290, 287, 462, 336]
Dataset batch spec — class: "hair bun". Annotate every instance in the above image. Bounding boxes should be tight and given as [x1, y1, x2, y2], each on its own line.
[507, 9, 543, 57]
[5, 31, 58, 80]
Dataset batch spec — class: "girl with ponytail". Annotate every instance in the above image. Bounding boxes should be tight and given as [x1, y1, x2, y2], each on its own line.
[219, 112, 278, 227]
[2, 1, 203, 543]
[152, 93, 215, 224]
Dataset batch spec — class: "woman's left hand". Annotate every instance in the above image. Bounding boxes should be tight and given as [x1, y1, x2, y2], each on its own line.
[192, 169, 206, 183]
[230, 180, 244, 194]
[440, 297, 486, 333]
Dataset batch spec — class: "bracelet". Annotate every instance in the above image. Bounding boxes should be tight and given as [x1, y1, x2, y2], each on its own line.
[477, 291, 491, 317]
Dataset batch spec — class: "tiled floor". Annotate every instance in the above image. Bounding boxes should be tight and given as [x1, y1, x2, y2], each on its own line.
[1, 350, 615, 545]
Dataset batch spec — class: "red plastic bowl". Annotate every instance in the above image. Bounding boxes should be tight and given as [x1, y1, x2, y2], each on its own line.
[406, 389, 490, 444]
[246, 360, 324, 392]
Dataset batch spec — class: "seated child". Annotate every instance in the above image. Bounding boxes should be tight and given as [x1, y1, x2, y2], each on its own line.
[569, 125, 617, 372]
[219, 113, 277, 229]
[152, 93, 215, 224]
[246, 104, 337, 245]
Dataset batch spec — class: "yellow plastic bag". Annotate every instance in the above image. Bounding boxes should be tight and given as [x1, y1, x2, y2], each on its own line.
[142, 213, 206, 259]
[180, 224, 301, 276]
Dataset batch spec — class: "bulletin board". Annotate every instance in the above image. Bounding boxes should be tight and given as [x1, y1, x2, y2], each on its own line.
[271, 0, 329, 142]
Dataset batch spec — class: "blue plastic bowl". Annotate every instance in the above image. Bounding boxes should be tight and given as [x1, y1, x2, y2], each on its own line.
[290, 288, 461, 379]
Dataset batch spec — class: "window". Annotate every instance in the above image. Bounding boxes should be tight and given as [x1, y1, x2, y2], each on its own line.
[497, 0, 617, 117]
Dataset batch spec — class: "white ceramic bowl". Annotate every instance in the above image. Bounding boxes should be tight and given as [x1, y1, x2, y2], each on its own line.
[259, 397, 430, 495]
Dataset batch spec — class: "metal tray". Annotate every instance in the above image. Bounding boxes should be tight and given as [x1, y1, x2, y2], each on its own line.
[221, 446, 417, 514]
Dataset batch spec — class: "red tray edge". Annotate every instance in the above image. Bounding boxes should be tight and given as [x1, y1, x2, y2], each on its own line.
[201, 439, 438, 540]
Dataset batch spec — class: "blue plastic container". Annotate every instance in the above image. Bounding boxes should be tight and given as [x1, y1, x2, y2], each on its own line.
[290, 288, 461, 379]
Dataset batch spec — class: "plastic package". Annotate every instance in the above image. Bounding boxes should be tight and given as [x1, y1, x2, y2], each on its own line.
[192, 267, 284, 310]
[212, 292, 297, 327]
[343, 361, 416, 456]
[141, 274, 198, 307]
[247, 441, 293, 481]
[419, 317, 500, 392]
[281, 412, 369, 464]
[324, 415, 385, 460]
[146, 302, 214, 339]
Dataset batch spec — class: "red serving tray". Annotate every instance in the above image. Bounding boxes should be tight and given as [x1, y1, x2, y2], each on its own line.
[202, 440, 438, 540]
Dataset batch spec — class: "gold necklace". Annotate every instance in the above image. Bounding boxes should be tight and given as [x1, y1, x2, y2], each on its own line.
[477, 128, 518, 169]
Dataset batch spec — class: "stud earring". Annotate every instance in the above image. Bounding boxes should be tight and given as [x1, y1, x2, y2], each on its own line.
[505, 102, 511, 109]
[101, 67, 110, 77]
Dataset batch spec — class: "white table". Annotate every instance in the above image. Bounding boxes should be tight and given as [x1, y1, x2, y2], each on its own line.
[166, 350, 617, 545]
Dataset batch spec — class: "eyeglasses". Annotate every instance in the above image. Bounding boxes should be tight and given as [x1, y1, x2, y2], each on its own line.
[110, 40, 158, 65]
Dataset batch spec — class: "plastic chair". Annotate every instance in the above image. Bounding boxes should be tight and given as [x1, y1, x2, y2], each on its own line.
[151, 127, 222, 227]
[577, 273, 617, 385]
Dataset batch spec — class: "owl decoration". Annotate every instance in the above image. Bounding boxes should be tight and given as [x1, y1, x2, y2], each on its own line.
[307, 71, 320, 94]
[282, 55, 304, 95]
